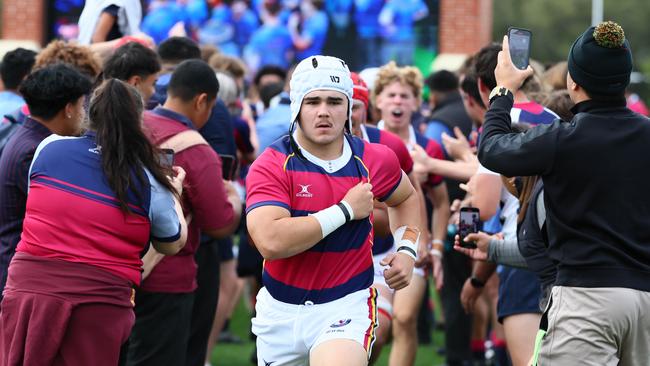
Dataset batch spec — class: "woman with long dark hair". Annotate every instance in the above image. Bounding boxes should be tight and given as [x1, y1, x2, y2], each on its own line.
[0, 78, 187, 366]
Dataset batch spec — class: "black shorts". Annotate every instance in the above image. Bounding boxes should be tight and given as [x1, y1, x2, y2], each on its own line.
[217, 236, 234, 262]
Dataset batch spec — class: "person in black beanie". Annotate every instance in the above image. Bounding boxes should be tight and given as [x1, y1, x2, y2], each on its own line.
[478, 21, 650, 365]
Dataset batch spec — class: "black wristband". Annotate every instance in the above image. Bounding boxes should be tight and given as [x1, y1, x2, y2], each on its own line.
[336, 202, 351, 222]
[396, 245, 417, 259]
[470, 276, 485, 288]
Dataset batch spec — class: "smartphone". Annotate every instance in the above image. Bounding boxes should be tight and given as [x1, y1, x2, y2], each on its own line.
[220, 154, 237, 181]
[507, 27, 532, 70]
[458, 207, 480, 249]
[160, 148, 174, 169]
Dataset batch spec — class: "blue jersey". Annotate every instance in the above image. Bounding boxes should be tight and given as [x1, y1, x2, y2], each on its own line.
[141, 2, 188, 44]
[354, 0, 384, 38]
[379, 0, 428, 42]
[198, 5, 239, 56]
[233, 9, 259, 49]
[295, 11, 329, 61]
[245, 23, 293, 70]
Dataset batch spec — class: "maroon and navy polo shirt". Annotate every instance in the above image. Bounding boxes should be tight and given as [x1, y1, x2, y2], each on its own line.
[141, 107, 235, 293]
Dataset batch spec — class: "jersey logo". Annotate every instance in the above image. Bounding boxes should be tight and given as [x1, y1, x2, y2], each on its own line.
[296, 184, 313, 198]
[330, 319, 351, 328]
[263, 359, 275, 366]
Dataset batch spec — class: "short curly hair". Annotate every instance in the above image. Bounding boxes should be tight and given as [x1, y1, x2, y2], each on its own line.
[208, 54, 247, 79]
[20, 63, 92, 120]
[34, 40, 101, 79]
[373, 61, 424, 104]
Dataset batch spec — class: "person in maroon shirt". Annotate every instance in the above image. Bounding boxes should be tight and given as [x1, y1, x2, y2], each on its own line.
[125, 59, 241, 366]
[0, 64, 92, 300]
[1, 78, 187, 366]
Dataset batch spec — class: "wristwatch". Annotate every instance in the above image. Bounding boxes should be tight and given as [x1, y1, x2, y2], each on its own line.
[470, 276, 486, 288]
[488, 86, 513, 105]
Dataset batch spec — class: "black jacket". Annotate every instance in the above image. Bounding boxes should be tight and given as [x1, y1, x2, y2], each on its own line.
[518, 179, 556, 290]
[479, 95, 650, 292]
[429, 91, 474, 138]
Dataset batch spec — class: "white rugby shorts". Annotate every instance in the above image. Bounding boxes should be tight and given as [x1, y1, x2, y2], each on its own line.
[251, 287, 379, 366]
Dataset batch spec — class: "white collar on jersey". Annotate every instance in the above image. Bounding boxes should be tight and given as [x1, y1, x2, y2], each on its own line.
[359, 124, 370, 142]
[376, 120, 417, 151]
[292, 130, 352, 173]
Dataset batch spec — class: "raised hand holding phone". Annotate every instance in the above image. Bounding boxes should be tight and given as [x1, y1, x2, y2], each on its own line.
[169, 166, 186, 196]
[507, 27, 532, 70]
[495, 31, 535, 93]
[458, 207, 480, 248]
[160, 148, 175, 169]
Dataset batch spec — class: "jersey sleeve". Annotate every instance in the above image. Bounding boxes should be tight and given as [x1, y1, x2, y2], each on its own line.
[380, 130, 414, 174]
[424, 121, 452, 157]
[246, 149, 291, 213]
[425, 140, 445, 187]
[234, 117, 255, 154]
[147, 169, 181, 242]
[364, 142, 403, 202]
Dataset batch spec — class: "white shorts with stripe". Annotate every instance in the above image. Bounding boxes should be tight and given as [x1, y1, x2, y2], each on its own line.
[252, 287, 379, 366]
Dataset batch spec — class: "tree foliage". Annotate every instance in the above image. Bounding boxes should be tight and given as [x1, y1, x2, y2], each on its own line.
[492, 0, 650, 73]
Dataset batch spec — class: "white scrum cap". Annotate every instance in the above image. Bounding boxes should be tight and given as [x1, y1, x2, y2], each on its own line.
[289, 55, 354, 130]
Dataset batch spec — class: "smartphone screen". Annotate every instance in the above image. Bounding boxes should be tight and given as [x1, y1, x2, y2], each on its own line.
[160, 148, 174, 169]
[459, 207, 480, 249]
[220, 154, 236, 181]
[508, 27, 532, 70]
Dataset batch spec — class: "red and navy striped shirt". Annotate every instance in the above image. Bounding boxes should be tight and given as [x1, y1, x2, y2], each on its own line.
[512, 101, 559, 125]
[246, 135, 403, 304]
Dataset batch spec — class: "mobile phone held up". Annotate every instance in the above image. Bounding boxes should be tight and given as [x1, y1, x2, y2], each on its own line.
[507, 27, 532, 70]
[458, 207, 480, 249]
[160, 148, 174, 169]
[219, 154, 237, 181]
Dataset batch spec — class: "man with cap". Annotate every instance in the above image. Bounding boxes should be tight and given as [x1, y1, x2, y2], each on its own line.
[246, 55, 422, 365]
[478, 21, 650, 365]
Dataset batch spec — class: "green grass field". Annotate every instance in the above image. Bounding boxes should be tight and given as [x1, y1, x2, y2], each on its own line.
[208, 292, 446, 366]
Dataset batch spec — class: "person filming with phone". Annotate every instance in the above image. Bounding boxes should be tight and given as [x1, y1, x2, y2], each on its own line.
[479, 21, 650, 365]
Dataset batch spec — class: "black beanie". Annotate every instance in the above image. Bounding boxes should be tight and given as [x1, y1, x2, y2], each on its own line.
[567, 21, 632, 96]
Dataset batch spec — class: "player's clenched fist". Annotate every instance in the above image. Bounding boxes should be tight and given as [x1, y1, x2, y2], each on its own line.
[380, 252, 415, 290]
[342, 182, 374, 219]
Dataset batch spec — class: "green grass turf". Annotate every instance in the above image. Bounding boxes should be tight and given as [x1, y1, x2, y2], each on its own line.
[209, 291, 446, 366]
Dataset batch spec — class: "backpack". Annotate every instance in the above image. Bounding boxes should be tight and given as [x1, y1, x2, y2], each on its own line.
[158, 129, 209, 225]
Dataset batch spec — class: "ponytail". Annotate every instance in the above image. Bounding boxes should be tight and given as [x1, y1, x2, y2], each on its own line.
[89, 78, 177, 213]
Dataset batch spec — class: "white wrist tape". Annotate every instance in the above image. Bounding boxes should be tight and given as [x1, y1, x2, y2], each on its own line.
[310, 203, 347, 238]
[430, 249, 443, 258]
[394, 225, 419, 260]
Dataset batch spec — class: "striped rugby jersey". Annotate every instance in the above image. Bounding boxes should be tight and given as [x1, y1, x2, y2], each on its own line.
[246, 134, 403, 304]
